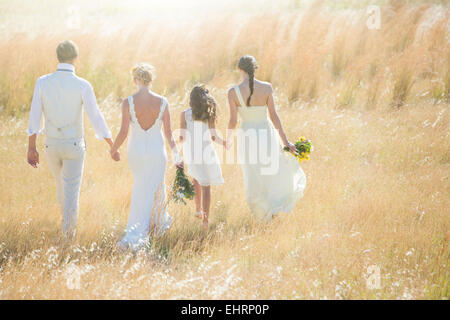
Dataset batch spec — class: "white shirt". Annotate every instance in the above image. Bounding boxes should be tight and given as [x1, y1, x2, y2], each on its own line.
[27, 63, 111, 140]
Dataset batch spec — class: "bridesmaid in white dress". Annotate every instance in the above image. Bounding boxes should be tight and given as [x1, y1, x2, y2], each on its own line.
[180, 85, 226, 229]
[110, 63, 183, 250]
[227, 55, 306, 220]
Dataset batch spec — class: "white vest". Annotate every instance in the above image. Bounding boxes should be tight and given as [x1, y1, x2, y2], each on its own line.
[41, 70, 85, 139]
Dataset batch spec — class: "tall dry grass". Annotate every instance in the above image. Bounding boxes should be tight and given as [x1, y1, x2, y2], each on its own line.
[0, 0, 448, 299]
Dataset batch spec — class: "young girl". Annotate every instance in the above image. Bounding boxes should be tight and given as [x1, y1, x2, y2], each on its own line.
[180, 85, 226, 229]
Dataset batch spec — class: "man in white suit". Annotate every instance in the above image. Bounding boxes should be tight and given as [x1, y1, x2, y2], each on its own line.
[27, 40, 115, 239]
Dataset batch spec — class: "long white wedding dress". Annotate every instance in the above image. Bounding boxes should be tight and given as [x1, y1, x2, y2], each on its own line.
[117, 95, 172, 250]
[234, 86, 306, 220]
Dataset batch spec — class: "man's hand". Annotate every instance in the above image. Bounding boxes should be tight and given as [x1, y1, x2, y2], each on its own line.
[27, 148, 39, 168]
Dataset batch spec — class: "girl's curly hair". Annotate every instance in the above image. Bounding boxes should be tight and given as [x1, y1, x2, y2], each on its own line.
[190, 85, 217, 123]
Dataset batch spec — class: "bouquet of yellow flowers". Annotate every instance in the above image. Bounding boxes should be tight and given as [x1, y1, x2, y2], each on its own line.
[283, 136, 313, 163]
[170, 167, 195, 204]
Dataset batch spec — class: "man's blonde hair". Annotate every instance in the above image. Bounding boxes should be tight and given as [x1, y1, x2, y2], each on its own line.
[56, 40, 78, 63]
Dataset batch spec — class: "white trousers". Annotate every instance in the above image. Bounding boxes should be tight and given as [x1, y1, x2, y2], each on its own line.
[44, 137, 86, 237]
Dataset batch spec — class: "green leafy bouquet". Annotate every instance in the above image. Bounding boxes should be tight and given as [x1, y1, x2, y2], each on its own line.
[171, 167, 195, 204]
[283, 136, 313, 163]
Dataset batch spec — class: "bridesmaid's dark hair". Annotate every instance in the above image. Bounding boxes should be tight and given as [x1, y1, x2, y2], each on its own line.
[238, 55, 258, 106]
[190, 85, 217, 123]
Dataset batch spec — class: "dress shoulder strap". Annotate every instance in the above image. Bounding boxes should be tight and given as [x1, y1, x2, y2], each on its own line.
[157, 97, 167, 121]
[234, 86, 246, 107]
[184, 108, 192, 122]
[128, 96, 137, 122]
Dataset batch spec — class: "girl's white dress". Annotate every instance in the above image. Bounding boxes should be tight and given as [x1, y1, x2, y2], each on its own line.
[234, 86, 306, 220]
[117, 95, 172, 251]
[182, 108, 224, 186]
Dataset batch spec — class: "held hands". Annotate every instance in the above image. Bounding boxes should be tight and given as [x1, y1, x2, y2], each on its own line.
[214, 136, 231, 150]
[110, 148, 120, 161]
[223, 139, 232, 150]
[27, 148, 39, 168]
[106, 138, 120, 161]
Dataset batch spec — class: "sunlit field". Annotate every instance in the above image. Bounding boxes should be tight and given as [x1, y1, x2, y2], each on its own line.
[0, 0, 449, 299]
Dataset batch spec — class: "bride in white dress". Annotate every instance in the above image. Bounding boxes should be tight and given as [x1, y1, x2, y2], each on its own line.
[110, 63, 183, 250]
[227, 55, 306, 220]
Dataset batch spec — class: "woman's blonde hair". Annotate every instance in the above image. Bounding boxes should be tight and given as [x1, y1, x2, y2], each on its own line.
[190, 85, 217, 123]
[131, 63, 154, 85]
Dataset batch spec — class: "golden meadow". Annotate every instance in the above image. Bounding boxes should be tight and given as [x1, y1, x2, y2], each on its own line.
[0, 0, 448, 299]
